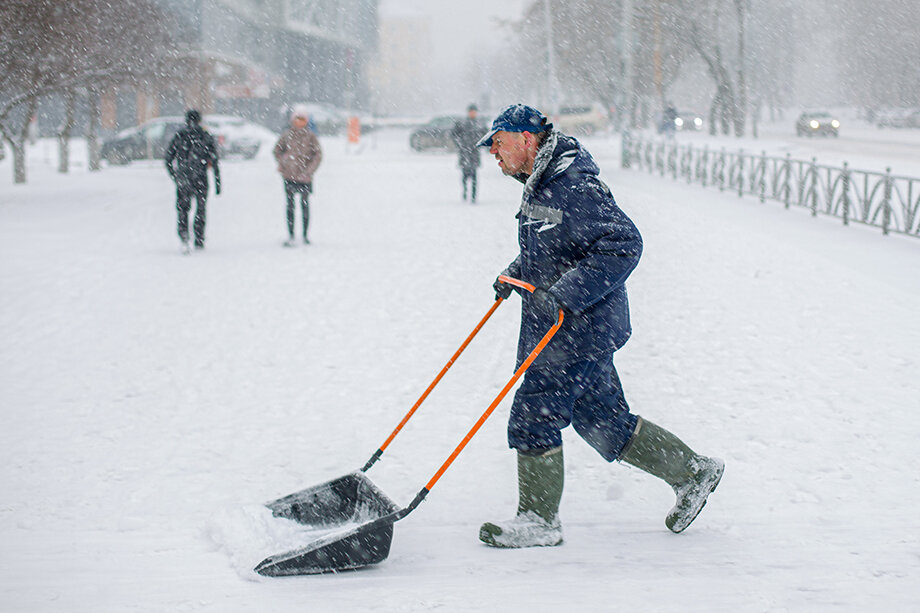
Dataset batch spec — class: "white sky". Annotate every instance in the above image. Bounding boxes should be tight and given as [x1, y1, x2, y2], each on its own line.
[379, 0, 527, 62]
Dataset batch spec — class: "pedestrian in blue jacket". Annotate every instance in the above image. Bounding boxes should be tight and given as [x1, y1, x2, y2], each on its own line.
[478, 104, 724, 548]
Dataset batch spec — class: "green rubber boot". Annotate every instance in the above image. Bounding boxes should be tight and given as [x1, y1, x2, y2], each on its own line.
[479, 446, 564, 548]
[619, 417, 724, 533]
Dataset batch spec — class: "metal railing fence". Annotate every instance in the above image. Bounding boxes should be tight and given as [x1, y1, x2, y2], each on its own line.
[621, 132, 920, 238]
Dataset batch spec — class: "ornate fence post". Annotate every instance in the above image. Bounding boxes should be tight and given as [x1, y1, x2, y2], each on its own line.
[701, 145, 709, 188]
[882, 167, 892, 235]
[759, 151, 767, 203]
[657, 141, 665, 177]
[810, 157, 819, 217]
[841, 162, 850, 226]
[737, 149, 745, 198]
[784, 153, 792, 209]
[669, 142, 678, 180]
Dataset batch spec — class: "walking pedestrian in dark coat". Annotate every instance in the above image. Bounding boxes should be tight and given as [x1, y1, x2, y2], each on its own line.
[164, 110, 220, 252]
[479, 104, 724, 548]
[274, 105, 323, 246]
[450, 104, 484, 202]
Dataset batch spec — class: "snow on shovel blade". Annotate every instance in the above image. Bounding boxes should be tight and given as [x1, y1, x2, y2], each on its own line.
[254, 513, 398, 576]
[255, 471, 401, 576]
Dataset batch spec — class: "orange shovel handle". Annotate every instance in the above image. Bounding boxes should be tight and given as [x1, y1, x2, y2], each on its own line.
[423, 304, 564, 492]
[362, 275, 564, 488]
[497, 274, 536, 293]
[373, 299, 502, 456]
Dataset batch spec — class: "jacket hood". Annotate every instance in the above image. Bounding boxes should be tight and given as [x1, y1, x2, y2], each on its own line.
[521, 130, 599, 204]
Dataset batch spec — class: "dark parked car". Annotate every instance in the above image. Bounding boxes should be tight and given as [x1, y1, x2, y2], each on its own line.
[409, 115, 464, 151]
[796, 111, 839, 137]
[101, 117, 186, 165]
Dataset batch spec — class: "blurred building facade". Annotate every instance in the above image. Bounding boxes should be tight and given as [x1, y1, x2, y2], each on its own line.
[103, 0, 379, 132]
[366, 16, 433, 116]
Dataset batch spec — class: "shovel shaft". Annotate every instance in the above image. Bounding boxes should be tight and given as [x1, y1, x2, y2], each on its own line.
[424, 302, 564, 492]
[363, 295, 504, 472]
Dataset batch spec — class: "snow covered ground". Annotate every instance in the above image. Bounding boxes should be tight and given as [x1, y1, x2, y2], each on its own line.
[1, 123, 919, 611]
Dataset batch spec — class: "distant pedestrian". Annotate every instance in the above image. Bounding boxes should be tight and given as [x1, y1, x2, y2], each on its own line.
[451, 104, 484, 202]
[659, 104, 678, 138]
[274, 105, 323, 246]
[164, 109, 220, 253]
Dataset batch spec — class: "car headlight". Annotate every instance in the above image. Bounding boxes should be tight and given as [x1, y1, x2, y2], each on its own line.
[809, 120, 819, 129]
[675, 117, 684, 128]
[694, 117, 703, 128]
[831, 119, 840, 128]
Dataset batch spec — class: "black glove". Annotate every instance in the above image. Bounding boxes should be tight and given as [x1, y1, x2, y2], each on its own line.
[215, 175, 221, 195]
[532, 288, 564, 316]
[493, 276, 513, 300]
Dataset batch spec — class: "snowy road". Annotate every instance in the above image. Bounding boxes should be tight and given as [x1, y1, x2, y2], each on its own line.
[1, 128, 919, 611]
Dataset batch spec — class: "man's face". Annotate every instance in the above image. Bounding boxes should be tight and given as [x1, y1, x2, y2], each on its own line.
[292, 116, 308, 129]
[489, 131, 533, 176]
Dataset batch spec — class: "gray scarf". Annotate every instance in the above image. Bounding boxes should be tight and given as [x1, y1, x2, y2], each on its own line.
[521, 129, 559, 207]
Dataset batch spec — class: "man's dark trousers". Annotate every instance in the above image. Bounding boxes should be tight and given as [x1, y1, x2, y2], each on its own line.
[285, 179, 312, 239]
[462, 168, 477, 202]
[176, 183, 208, 247]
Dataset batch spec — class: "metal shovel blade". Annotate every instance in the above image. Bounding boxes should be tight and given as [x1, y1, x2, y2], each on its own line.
[255, 472, 401, 576]
[254, 513, 398, 576]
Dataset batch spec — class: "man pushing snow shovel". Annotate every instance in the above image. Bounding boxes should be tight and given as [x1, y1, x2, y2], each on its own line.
[480, 104, 724, 548]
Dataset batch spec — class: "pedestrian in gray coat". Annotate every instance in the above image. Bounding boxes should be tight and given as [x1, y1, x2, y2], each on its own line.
[451, 104, 484, 202]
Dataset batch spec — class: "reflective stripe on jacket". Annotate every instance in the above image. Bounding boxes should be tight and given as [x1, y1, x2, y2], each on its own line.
[506, 132, 642, 369]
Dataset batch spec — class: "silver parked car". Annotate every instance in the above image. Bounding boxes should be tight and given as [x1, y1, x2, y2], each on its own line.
[202, 115, 262, 159]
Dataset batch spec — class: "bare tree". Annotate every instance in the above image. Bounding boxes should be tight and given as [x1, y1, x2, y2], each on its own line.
[0, 1, 74, 182]
[508, 0, 691, 129]
[682, 0, 748, 135]
[0, 0, 181, 182]
[839, 0, 920, 110]
[746, 0, 799, 123]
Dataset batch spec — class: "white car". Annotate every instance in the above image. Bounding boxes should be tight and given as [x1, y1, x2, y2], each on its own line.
[290, 104, 347, 136]
[554, 104, 609, 136]
[202, 115, 262, 159]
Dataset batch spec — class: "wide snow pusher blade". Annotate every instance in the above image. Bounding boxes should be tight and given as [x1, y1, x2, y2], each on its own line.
[255, 472, 401, 576]
[254, 276, 563, 576]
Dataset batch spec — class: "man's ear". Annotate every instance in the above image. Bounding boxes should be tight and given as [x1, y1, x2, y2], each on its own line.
[522, 131, 538, 150]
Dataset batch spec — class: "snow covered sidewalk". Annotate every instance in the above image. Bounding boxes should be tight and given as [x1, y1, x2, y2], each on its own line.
[1, 131, 918, 611]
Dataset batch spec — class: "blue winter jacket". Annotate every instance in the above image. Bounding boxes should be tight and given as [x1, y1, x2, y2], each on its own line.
[504, 132, 643, 369]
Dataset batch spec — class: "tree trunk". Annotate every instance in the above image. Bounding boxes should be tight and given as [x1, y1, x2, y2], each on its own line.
[12, 141, 26, 184]
[752, 98, 760, 139]
[733, 0, 748, 137]
[9, 97, 39, 184]
[709, 94, 721, 136]
[87, 88, 101, 172]
[58, 89, 77, 174]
